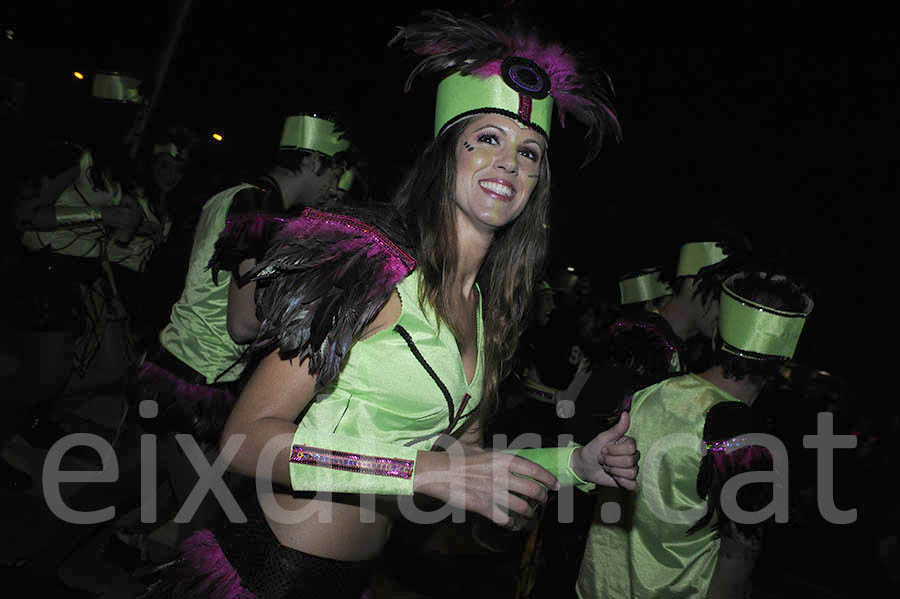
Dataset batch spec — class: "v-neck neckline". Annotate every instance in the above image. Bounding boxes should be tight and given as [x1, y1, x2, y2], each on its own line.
[459, 283, 483, 388]
[393, 272, 483, 389]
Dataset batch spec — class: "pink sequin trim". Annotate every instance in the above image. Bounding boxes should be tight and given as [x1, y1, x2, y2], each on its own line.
[290, 445, 414, 479]
[282, 208, 416, 278]
[518, 94, 533, 123]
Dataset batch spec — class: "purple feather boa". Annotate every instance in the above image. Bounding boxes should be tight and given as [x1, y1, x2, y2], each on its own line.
[138, 361, 235, 405]
[178, 530, 255, 598]
[141, 530, 255, 599]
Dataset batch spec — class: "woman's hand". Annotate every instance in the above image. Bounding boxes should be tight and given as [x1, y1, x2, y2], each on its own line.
[572, 412, 640, 490]
[413, 446, 558, 526]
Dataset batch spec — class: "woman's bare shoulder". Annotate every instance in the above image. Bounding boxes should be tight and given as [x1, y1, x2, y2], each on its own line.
[360, 290, 402, 341]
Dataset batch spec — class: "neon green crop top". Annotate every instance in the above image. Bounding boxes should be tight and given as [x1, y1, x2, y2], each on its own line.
[297, 270, 484, 452]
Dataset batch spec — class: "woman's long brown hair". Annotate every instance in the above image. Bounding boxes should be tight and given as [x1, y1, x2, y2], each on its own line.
[392, 118, 552, 426]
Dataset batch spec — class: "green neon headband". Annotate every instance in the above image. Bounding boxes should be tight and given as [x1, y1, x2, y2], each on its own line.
[434, 71, 554, 138]
[719, 274, 813, 360]
[676, 241, 728, 277]
[618, 268, 673, 305]
[92, 73, 143, 104]
[280, 115, 350, 157]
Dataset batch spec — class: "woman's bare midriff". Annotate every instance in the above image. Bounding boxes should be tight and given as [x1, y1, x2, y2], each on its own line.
[262, 490, 392, 562]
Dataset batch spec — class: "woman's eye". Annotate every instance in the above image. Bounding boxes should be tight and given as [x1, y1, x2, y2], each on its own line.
[520, 149, 539, 161]
[477, 133, 498, 144]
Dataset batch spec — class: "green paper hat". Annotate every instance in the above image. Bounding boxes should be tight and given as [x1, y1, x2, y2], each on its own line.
[279, 115, 350, 157]
[618, 267, 673, 305]
[434, 67, 554, 138]
[153, 142, 178, 158]
[91, 72, 143, 104]
[676, 241, 728, 278]
[719, 273, 814, 361]
[393, 11, 622, 162]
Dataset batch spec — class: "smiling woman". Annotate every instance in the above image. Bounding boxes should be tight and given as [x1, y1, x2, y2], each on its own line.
[141, 10, 632, 599]
[453, 116, 545, 233]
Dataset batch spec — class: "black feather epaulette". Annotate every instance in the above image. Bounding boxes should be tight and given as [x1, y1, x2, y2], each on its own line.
[607, 311, 684, 391]
[208, 212, 288, 285]
[235, 208, 416, 389]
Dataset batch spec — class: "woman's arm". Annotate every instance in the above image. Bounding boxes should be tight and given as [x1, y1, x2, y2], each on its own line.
[222, 291, 406, 484]
[223, 350, 556, 525]
[220, 348, 316, 487]
[222, 290, 558, 525]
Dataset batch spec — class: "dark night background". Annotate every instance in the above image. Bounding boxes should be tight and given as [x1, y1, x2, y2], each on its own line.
[5, 1, 892, 402]
[1, 1, 896, 594]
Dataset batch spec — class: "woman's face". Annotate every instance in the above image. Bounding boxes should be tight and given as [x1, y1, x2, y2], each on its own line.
[453, 114, 545, 234]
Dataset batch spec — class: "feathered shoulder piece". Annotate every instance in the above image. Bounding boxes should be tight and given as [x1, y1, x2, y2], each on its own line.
[228, 207, 416, 389]
[391, 9, 621, 162]
[608, 311, 684, 389]
[701, 402, 771, 474]
[691, 401, 773, 537]
[208, 212, 288, 284]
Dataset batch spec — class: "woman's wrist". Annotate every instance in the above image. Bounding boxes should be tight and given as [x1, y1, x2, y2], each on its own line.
[411, 450, 448, 495]
[570, 446, 587, 481]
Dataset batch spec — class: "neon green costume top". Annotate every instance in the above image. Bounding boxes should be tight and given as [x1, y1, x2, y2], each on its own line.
[159, 184, 256, 383]
[21, 151, 122, 258]
[287, 269, 483, 493]
[287, 268, 597, 495]
[576, 374, 740, 599]
[316, 269, 484, 447]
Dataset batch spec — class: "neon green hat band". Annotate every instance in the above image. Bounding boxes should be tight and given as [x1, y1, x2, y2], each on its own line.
[719, 274, 813, 360]
[618, 269, 673, 305]
[434, 72, 553, 138]
[676, 241, 728, 277]
[92, 73, 142, 104]
[280, 115, 350, 157]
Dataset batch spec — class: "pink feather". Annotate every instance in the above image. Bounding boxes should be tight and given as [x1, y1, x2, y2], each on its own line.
[467, 35, 597, 128]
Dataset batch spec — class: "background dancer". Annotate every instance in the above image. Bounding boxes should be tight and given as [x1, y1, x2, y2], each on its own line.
[577, 271, 814, 598]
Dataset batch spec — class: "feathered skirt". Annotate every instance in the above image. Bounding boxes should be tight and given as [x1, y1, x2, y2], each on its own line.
[140, 490, 376, 599]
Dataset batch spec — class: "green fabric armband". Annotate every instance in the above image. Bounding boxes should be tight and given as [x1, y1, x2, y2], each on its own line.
[504, 445, 596, 493]
[55, 207, 103, 226]
[289, 428, 417, 495]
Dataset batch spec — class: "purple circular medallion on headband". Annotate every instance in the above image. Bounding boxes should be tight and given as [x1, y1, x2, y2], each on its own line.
[501, 56, 551, 99]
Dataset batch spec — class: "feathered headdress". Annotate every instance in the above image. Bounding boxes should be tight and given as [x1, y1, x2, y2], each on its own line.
[391, 10, 621, 163]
